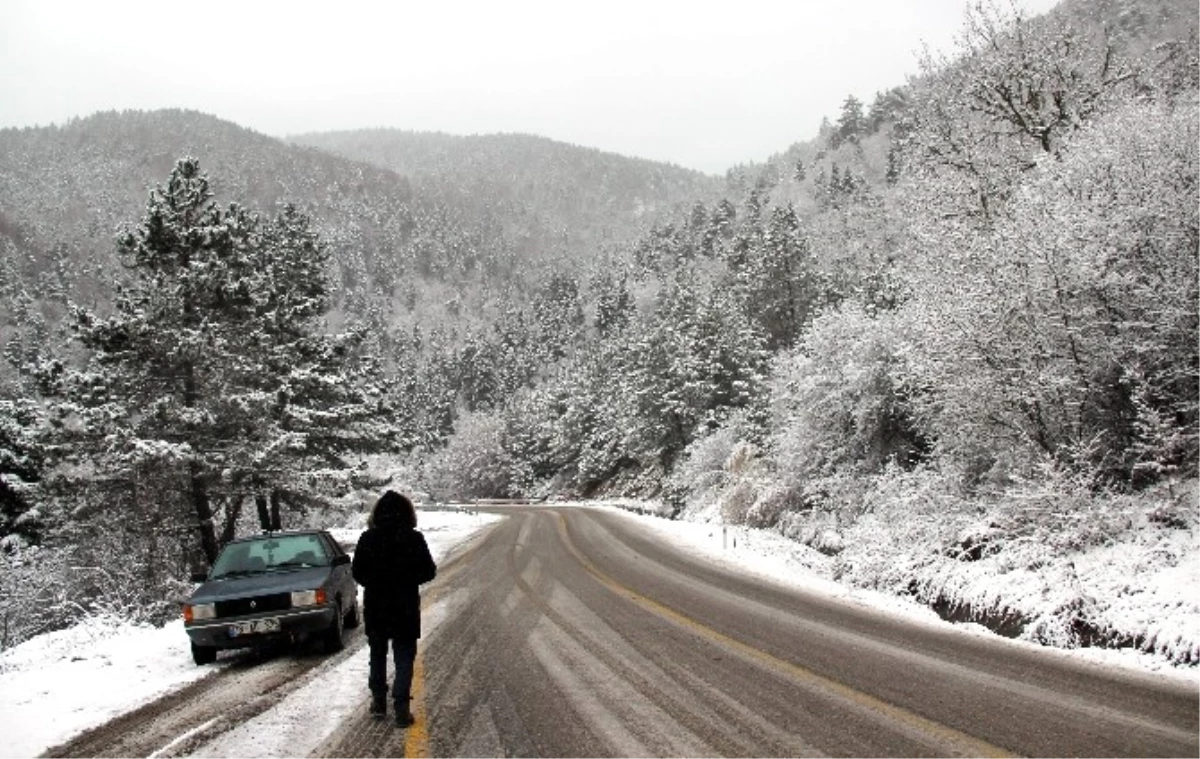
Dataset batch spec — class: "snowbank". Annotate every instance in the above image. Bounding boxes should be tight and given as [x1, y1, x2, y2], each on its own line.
[599, 476, 1200, 675]
[0, 615, 210, 758]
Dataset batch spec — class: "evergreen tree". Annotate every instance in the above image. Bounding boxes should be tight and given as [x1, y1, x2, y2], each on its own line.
[591, 268, 633, 337]
[532, 272, 585, 360]
[0, 399, 44, 542]
[831, 95, 865, 148]
[741, 204, 818, 350]
[866, 87, 909, 132]
[40, 159, 393, 563]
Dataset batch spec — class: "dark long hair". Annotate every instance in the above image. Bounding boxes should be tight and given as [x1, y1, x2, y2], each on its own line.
[370, 490, 417, 530]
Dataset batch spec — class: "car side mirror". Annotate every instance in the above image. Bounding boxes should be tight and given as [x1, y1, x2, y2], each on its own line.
[331, 554, 351, 567]
[190, 572, 209, 583]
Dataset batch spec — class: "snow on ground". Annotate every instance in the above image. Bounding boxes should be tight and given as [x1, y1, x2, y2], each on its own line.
[584, 499, 946, 627]
[0, 615, 210, 759]
[0, 507, 500, 759]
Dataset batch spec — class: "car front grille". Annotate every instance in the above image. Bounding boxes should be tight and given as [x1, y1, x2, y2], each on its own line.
[215, 593, 291, 618]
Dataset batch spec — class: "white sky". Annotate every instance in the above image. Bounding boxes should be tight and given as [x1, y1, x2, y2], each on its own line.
[0, 0, 1060, 174]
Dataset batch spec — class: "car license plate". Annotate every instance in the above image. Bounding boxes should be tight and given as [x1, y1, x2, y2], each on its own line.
[228, 618, 281, 637]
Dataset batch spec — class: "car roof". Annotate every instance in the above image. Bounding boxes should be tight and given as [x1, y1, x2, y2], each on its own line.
[225, 529, 330, 544]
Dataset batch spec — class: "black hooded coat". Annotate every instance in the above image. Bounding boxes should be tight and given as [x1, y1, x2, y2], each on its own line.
[351, 520, 437, 639]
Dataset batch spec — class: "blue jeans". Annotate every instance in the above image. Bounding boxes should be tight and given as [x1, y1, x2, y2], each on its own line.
[368, 634, 417, 704]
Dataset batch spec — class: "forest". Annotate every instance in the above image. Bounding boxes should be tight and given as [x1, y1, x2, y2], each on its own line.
[1, 0, 1196, 661]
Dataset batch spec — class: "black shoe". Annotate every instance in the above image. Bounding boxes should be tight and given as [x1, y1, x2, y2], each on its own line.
[395, 706, 415, 728]
[370, 695, 387, 719]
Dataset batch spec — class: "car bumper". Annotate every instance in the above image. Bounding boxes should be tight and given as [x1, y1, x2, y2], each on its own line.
[184, 605, 336, 649]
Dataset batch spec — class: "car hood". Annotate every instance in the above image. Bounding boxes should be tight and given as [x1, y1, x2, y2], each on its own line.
[189, 567, 332, 603]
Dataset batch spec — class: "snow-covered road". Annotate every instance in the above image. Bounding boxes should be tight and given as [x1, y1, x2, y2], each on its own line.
[408, 506, 1198, 757]
[2, 503, 1195, 758]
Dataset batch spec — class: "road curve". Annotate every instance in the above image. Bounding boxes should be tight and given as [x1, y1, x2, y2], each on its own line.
[40, 506, 1198, 758]
[414, 506, 1198, 758]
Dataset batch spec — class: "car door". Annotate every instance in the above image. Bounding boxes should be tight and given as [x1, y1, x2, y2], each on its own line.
[321, 531, 355, 607]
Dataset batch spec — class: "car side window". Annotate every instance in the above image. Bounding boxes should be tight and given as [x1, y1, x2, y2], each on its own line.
[319, 532, 344, 559]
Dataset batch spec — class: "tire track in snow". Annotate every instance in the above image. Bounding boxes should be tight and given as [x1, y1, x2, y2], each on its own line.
[41, 633, 366, 758]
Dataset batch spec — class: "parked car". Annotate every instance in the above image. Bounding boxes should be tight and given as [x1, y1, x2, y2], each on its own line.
[182, 529, 359, 665]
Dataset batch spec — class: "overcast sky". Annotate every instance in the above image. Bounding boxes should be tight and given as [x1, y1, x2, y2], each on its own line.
[0, 0, 1059, 175]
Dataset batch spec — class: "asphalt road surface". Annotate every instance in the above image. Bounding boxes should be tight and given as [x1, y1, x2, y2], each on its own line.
[44, 505, 1199, 757]
[411, 506, 1196, 758]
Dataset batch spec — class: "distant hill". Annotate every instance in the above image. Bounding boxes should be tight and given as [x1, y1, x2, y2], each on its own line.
[287, 129, 723, 262]
[0, 109, 427, 306]
[1, 111, 722, 306]
[0, 109, 728, 400]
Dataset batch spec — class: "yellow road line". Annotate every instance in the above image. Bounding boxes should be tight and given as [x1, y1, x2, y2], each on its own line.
[556, 512, 1016, 759]
[403, 521, 500, 758]
[404, 654, 429, 758]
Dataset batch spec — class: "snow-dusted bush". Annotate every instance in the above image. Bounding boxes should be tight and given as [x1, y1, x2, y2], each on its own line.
[665, 411, 769, 523]
[769, 304, 926, 498]
[0, 487, 194, 651]
[900, 99, 1199, 485]
[61, 522, 193, 628]
[836, 460, 1199, 663]
[0, 540, 73, 651]
[760, 306, 928, 551]
[664, 421, 739, 517]
[743, 482, 800, 529]
[718, 479, 757, 525]
[423, 410, 513, 500]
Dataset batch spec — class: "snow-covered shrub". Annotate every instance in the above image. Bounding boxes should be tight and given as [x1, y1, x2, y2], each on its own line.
[835, 464, 975, 586]
[664, 423, 737, 517]
[718, 479, 757, 525]
[58, 492, 196, 629]
[835, 460, 1199, 664]
[744, 482, 800, 529]
[0, 540, 73, 651]
[423, 410, 513, 500]
[664, 409, 772, 524]
[983, 464, 1137, 554]
[769, 304, 926, 497]
[675, 424, 742, 482]
[0, 486, 194, 651]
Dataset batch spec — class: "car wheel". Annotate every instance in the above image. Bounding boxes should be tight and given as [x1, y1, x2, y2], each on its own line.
[344, 599, 360, 629]
[191, 643, 217, 665]
[323, 601, 345, 653]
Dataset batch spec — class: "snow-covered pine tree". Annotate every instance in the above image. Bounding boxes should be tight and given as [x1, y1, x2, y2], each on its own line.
[231, 203, 399, 531]
[738, 203, 817, 351]
[830, 95, 865, 149]
[0, 399, 45, 542]
[40, 159, 395, 563]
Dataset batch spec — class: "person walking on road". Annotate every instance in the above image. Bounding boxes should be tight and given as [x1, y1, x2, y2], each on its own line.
[352, 490, 437, 727]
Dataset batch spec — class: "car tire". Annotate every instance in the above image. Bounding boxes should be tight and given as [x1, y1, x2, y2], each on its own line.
[323, 602, 345, 653]
[344, 599, 361, 629]
[191, 643, 217, 665]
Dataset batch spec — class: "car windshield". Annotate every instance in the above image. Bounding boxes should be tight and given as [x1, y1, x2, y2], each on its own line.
[210, 534, 330, 579]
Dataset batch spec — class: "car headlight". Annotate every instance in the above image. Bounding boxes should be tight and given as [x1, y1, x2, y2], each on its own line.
[290, 588, 327, 608]
[184, 603, 216, 623]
